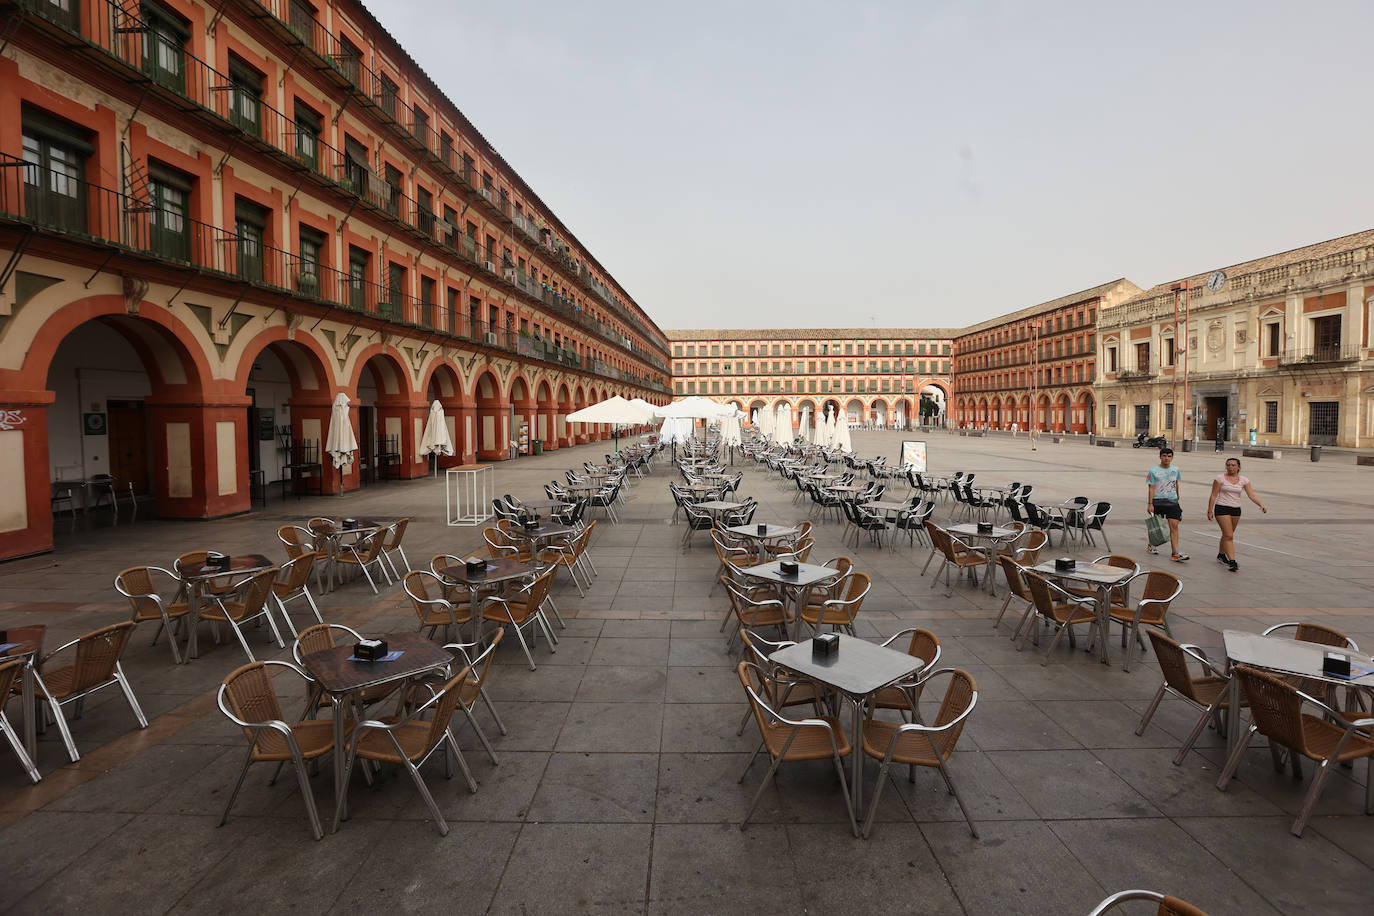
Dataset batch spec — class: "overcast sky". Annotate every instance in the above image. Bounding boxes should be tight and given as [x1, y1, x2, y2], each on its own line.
[375, 0, 1374, 331]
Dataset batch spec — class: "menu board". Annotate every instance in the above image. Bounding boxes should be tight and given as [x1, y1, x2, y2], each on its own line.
[900, 440, 927, 472]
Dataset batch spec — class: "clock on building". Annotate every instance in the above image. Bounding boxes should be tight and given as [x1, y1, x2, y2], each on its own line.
[1207, 270, 1227, 292]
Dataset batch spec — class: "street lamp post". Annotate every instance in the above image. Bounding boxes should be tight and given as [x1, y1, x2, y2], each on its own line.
[1029, 324, 1039, 451]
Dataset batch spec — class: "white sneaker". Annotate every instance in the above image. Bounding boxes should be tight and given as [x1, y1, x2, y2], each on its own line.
[1145, 545, 1159, 555]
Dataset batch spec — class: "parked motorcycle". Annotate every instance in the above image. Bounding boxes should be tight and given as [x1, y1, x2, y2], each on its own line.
[1133, 432, 1169, 449]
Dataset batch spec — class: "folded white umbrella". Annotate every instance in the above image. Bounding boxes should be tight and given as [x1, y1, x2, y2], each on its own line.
[325, 392, 359, 470]
[658, 416, 695, 445]
[835, 413, 854, 453]
[720, 414, 742, 447]
[419, 400, 453, 475]
[773, 403, 791, 445]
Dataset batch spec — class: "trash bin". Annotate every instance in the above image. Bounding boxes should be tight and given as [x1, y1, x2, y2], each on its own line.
[1181, 439, 1195, 452]
[1088, 433, 1096, 446]
[1310, 444, 1322, 462]
[532, 439, 543, 455]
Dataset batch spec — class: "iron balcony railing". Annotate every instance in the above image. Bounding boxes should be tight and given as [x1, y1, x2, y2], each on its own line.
[1278, 343, 1362, 365]
[0, 154, 678, 389]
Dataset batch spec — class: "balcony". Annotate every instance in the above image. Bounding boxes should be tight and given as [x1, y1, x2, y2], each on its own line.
[1115, 367, 1156, 381]
[1278, 343, 1361, 366]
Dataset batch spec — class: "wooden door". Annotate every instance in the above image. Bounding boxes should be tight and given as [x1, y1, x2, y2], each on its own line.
[106, 401, 150, 494]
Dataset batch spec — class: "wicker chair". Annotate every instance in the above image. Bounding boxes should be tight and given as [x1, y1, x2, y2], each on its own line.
[735, 630, 829, 735]
[1260, 621, 1363, 710]
[35, 621, 147, 761]
[404, 570, 472, 643]
[1105, 570, 1182, 672]
[722, 578, 791, 654]
[199, 568, 285, 662]
[859, 668, 979, 839]
[481, 568, 559, 670]
[928, 526, 990, 592]
[1016, 571, 1098, 665]
[1216, 665, 1374, 836]
[1136, 630, 1244, 764]
[271, 552, 325, 638]
[379, 516, 414, 578]
[798, 571, 871, 637]
[335, 529, 393, 594]
[217, 660, 347, 840]
[0, 658, 41, 783]
[436, 630, 509, 766]
[993, 556, 1033, 633]
[868, 628, 942, 720]
[1089, 890, 1213, 916]
[332, 666, 476, 836]
[736, 660, 857, 836]
[483, 526, 533, 564]
[114, 565, 191, 664]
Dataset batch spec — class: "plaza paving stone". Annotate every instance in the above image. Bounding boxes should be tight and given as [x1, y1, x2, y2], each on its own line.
[1, 430, 1372, 914]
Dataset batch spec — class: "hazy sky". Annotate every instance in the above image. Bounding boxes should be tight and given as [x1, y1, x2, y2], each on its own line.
[375, 0, 1374, 331]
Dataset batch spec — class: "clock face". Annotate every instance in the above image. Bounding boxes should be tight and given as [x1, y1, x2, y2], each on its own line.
[1207, 270, 1227, 292]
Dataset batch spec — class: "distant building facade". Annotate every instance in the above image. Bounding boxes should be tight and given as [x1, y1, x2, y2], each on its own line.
[663, 329, 955, 429]
[951, 280, 1142, 433]
[1096, 229, 1374, 448]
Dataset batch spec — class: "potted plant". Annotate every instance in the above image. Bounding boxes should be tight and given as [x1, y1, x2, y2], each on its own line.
[296, 272, 318, 294]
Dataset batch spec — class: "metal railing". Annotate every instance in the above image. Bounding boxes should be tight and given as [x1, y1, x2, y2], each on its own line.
[1279, 343, 1362, 365]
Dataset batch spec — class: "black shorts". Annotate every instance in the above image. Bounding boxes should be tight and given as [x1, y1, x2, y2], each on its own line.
[1152, 502, 1182, 521]
[1214, 505, 1241, 517]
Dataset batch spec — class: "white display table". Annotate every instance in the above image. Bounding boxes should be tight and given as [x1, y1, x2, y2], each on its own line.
[446, 464, 493, 526]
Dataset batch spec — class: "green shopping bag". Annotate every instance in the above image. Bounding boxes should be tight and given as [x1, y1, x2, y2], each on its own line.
[1145, 513, 1170, 547]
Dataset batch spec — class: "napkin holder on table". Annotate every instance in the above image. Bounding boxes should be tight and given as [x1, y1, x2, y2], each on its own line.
[812, 633, 839, 657]
[342, 518, 359, 530]
[207, 554, 232, 572]
[1054, 557, 1076, 571]
[756, 523, 768, 536]
[1322, 652, 1352, 677]
[977, 521, 993, 534]
[464, 556, 487, 576]
[354, 638, 388, 661]
[778, 559, 800, 576]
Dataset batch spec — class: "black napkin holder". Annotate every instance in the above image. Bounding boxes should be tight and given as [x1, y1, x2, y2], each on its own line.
[208, 554, 232, 572]
[779, 559, 800, 576]
[342, 517, 359, 530]
[1322, 652, 1352, 677]
[757, 523, 768, 535]
[813, 633, 839, 657]
[465, 557, 487, 576]
[977, 521, 993, 534]
[1054, 557, 1076, 572]
[354, 638, 387, 661]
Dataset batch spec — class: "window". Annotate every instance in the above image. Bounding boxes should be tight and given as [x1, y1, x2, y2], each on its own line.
[142, 2, 188, 92]
[288, 0, 317, 42]
[1134, 404, 1150, 434]
[343, 136, 370, 196]
[293, 100, 321, 170]
[377, 73, 399, 120]
[411, 104, 429, 144]
[1164, 402, 1174, 430]
[1106, 403, 1118, 428]
[334, 36, 361, 85]
[1312, 315, 1342, 359]
[1107, 346, 1118, 373]
[295, 226, 323, 292]
[348, 246, 369, 310]
[228, 57, 263, 137]
[147, 161, 191, 261]
[1264, 400, 1278, 434]
[21, 107, 91, 232]
[438, 131, 453, 167]
[233, 198, 267, 282]
[419, 276, 435, 326]
[1164, 337, 1176, 366]
[383, 164, 401, 217]
[1134, 342, 1149, 371]
[1264, 321, 1281, 357]
[415, 186, 434, 235]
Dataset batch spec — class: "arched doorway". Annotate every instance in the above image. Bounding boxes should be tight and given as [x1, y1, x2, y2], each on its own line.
[747, 398, 768, 427]
[421, 360, 470, 467]
[351, 350, 419, 480]
[238, 332, 338, 494]
[555, 382, 573, 449]
[869, 399, 887, 428]
[845, 398, 864, 424]
[991, 397, 1002, 429]
[1037, 395, 1051, 432]
[1074, 391, 1093, 434]
[473, 369, 509, 460]
[1056, 393, 1071, 433]
[509, 374, 537, 456]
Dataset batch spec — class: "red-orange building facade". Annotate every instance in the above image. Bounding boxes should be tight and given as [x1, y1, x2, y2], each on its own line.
[951, 280, 1141, 433]
[0, 0, 669, 560]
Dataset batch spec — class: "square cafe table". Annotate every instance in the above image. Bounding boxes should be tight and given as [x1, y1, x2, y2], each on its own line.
[725, 523, 802, 559]
[741, 561, 841, 639]
[436, 556, 536, 639]
[301, 631, 454, 828]
[695, 499, 743, 519]
[180, 554, 275, 660]
[771, 635, 925, 816]
[949, 523, 1017, 593]
[309, 518, 389, 590]
[1220, 629, 1374, 764]
[1, 624, 48, 772]
[1030, 560, 1134, 664]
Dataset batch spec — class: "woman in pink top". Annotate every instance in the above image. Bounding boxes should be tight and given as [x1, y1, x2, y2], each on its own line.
[1206, 458, 1267, 571]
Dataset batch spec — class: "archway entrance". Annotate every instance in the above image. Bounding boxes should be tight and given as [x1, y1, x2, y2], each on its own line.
[354, 352, 417, 481]
[869, 400, 887, 428]
[243, 337, 336, 495]
[423, 362, 470, 467]
[474, 370, 509, 460]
